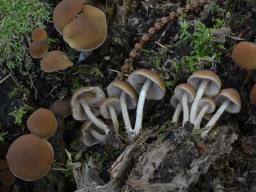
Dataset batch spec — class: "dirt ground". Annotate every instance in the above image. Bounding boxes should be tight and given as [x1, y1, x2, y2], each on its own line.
[0, 0, 256, 191]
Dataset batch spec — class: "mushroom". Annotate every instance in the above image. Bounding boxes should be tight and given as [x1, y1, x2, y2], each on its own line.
[31, 28, 48, 42]
[53, 0, 84, 34]
[6, 134, 54, 181]
[193, 97, 216, 129]
[170, 95, 182, 123]
[0, 170, 15, 186]
[63, 4, 107, 52]
[174, 83, 196, 125]
[50, 98, 71, 118]
[29, 42, 48, 59]
[81, 121, 106, 147]
[187, 70, 221, 123]
[71, 87, 109, 134]
[250, 83, 256, 105]
[27, 108, 57, 139]
[127, 69, 166, 137]
[107, 80, 138, 136]
[100, 97, 121, 133]
[232, 41, 256, 70]
[201, 88, 241, 138]
[41, 50, 73, 73]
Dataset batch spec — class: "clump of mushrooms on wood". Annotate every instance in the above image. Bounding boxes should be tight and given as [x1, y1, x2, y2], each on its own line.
[170, 70, 241, 138]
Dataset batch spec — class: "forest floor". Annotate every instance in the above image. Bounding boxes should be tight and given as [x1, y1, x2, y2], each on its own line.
[0, 0, 256, 191]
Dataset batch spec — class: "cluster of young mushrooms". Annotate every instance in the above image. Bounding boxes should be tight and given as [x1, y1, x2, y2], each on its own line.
[171, 70, 241, 138]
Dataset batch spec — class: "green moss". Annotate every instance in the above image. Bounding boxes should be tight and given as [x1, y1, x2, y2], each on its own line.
[9, 104, 32, 126]
[0, 0, 51, 70]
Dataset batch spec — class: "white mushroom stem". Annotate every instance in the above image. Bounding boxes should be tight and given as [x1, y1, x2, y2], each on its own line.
[89, 129, 106, 143]
[190, 80, 209, 123]
[181, 94, 189, 126]
[193, 104, 209, 129]
[108, 105, 119, 133]
[201, 100, 230, 138]
[172, 103, 182, 123]
[120, 92, 133, 135]
[133, 79, 152, 136]
[80, 100, 109, 134]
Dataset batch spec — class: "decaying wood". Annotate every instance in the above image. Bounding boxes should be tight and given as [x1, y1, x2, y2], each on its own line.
[75, 123, 238, 192]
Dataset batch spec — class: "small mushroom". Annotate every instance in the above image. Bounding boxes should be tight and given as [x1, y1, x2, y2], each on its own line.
[27, 108, 57, 139]
[81, 121, 106, 147]
[0, 170, 15, 186]
[50, 98, 71, 118]
[53, 0, 84, 34]
[170, 95, 182, 123]
[29, 42, 48, 59]
[193, 97, 216, 129]
[6, 134, 54, 181]
[63, 4, 107, 52]
[250, 83, 256, 105]
[107, 80, 138, 136]
[232, 41, 256, 70]
[41, 50, 73, 72]
[31, 28, 48, 42]
[127, 69, 166, 137]
[100, 97, 121, 133]
[71, 87, 109, 134]
[187, 70, 221, 123]
[174, 83, 196, 125]
[201, 88, 241, 138]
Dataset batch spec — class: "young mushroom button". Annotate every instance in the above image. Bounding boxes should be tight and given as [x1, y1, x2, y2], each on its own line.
[100, 97, 121, 133]
[29, 42, 48, 59]
[193, 97, 216, 130]
[127, 69, 166, 138]
[170, 95, 182, 123]
[81, 121, 106, 147]
[174, 83, 196, 126]
[107, 80, 138, 137]
[201, 88, 241, 138]
[6, 134, 54, 181]
[71, 87, 110, 134]
[187, 70, 221, 123]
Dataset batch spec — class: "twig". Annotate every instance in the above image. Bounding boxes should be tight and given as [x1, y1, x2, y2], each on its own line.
[0, 73, 11, 84]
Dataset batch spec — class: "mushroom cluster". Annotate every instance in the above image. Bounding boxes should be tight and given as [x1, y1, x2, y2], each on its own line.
[171, 70, 241, 138]
[6, 108, 57, 181]
[29, 28, 48, 59]
[70, 69, 165, 144]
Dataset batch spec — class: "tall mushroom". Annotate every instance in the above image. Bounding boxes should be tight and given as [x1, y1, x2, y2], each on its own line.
[27, 108, 57, 139]
[174, 83, 196, 125]
[107, 80, 138, 137]
[201, 88, 241, 138]
[187, 70, 221, 123]
[71, 87, 110, 134]
[6, 134, 54, 181]
[170, 95, 182, 123]
[100, 97, 121, 133]
[193, 97, 216, 129]
[127, 69, 166, 137]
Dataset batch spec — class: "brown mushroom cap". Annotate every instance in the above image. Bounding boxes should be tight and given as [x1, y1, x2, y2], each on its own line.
[53, 0, 84, 34]
[50, 99, 71, 118]
[6, 134, 54, 181]
[100, 97, 121, 119]
[29, 42, 48, 59]
[41, 50, 73, 73]
[215, 88, 241, 113]
[187, 70, 221, 97]
[27, 108, 57, 139]
[0, 170, 15, 186]
[71, 87, 106, 121]
[174, 83, 196, 102]
[31, 28, 48, 42]
[107, 80, 138, 109]
[232, 41, 256, 70]
[250, 83, 256, 105]
[198, 97, 216, 113]
[63, 5, 107, 51]
[127, 69, 166, 100]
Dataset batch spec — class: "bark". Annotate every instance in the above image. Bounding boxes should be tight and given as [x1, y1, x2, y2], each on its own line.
[74, 123, 238, 192]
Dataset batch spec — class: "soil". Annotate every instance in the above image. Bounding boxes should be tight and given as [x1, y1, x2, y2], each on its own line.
[0, 0, 256, 191]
